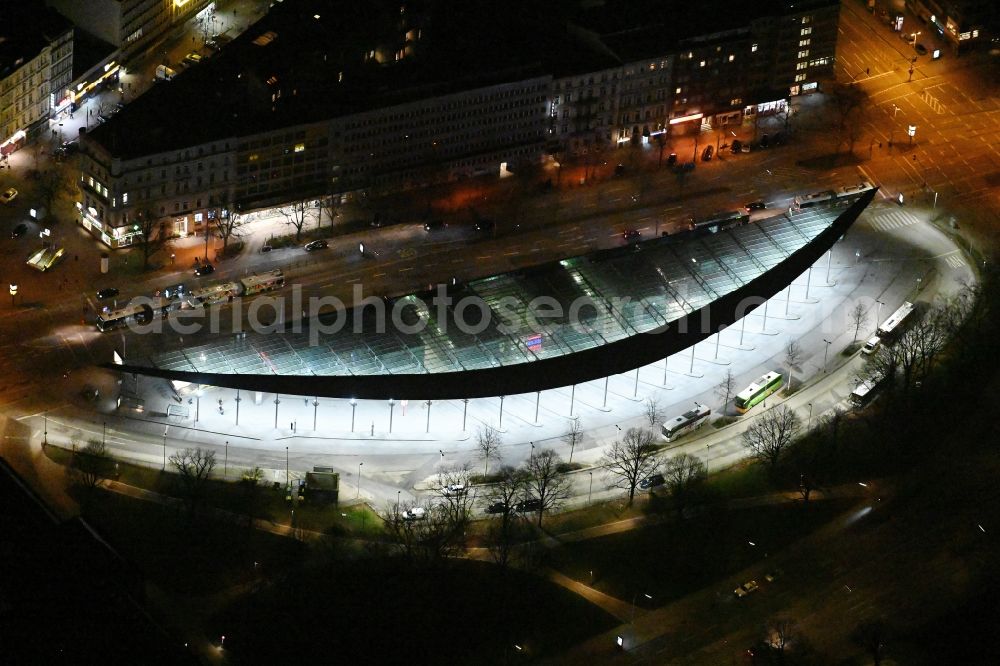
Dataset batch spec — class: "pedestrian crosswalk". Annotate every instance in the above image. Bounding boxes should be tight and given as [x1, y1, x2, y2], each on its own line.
[944, 253, 966, 269]
[868, 210, 920, 232]
[921, 90, 946, 115]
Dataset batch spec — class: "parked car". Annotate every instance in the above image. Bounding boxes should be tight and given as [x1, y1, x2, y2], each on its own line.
[442, 483, 467, 496]
[914, 43, 928, 55]
[639, 473, 665, 490]
[183, 52, 203, 65]
[614, 163, 626, 176]
[734, 580, 760, 597]
[667, 152, 678, 166]
[61, 140, 79, 154]
[730, 140, 743, 154]
[401, 507, 426, 521]
[194, 263, 215, 276]
[0, 187, 17, 204]
[759, 134, 770, 148]
[205, 39, 221, 52]
[485, 501, 508, 514]
[701, 145, 714, 161]
[623, 229, 641, 242]
[304, 239, 328, 251]
[96, 287, 120, 300]
[474, 219, 495, 234]
[515, 498, 542, 513]
[423, 219, 445, 231]
[11, 223, 28, 239]
[744, 201, 766, 212]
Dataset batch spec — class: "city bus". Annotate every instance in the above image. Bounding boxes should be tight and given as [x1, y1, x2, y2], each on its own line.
[239, 269, 285, 296]
[689, 210, 750, 233]
[793, 190, 837, 209]
[661, 402, 712, 442]
[187, 281, 239, 308]
[734, 371, 783, 414]
[96, 297, 174, 332]
[837, 181, 874, 198]
[850, 373, 888, 408]
[876, 301, 914, 339]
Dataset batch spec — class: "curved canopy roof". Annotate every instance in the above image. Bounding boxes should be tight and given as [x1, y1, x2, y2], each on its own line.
[113, 189, 876, 399]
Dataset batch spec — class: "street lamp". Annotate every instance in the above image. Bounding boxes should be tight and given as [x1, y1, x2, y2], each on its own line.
[907, 124, 916, 146]
[588, 471, 594, 505]
[822, 339, 832, 371]
[875, 300, 885, 331]
[807, 403, 813, 430]
[9, 283, 17, 307]
[357, 461, 364, 500]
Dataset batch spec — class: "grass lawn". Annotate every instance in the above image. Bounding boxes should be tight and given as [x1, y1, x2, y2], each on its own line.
[208, 557, 617, 664]
[546, 498, 852, 606]
[82, 490, 304, 595]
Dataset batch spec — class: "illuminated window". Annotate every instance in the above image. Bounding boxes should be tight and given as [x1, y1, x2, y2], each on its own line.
[123, 193, 128, 203]
[728, 54, 734, 62]
[795, 73, 807, 82]
[801, 27, 812, 36]
[294, 143, 305, 153]
[648, 63, 655, 71]
[751, 43, 758, 52]
[248, 154, 259, 162]
[797, 62, 807, 70]
[675, 87, 681, 94]
[699, 60, 706, 67]
[799, 39, 810, 47]
[798, 50, 810, 59]
[801, 16, 812, 24]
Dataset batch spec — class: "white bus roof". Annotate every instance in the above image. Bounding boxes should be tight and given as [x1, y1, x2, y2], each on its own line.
[665, 402, 710, 428]
[240, 270, 284, 288]
[735, 371, 781, 401]
[878, 301, 914, 333]
[190, 282, 239, 298]
[851, 379, 876, 399]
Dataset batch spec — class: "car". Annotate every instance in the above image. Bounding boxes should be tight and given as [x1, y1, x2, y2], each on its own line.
[183, 52, 203, 65]
[442, 483, 467, 496]
[205, 39, 221, 52]
[485, 501, 509, 514]
[760, 134, 770, 148]
[401, 507, 426, 521]
[623, 229, 641, 242]
[614, 163, 626, 176]
[423, 219, 445, 231]
[914, 43, 928, 55]
[80, 385, 100, 402]
[194, 263, 215, 276]
[639, 473, 665, 490]
[730, 140, 743, 154]
[61, 140, 79, 154]
[474, 219, 495, 234]
[701, 145, 714, 161]
[515, 498, 542, 513]
[0, 188, 17, 204]
[11, 223, 28, 239]
[734, 580, 759, 597]
[96, 287, 120, 300]
[304, 239, 328, 251]
[667, 152, 678, 165]
[745, 201, 766, 212]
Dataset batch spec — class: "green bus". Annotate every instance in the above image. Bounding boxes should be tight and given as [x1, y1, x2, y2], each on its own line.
[734, 371, 783, 413]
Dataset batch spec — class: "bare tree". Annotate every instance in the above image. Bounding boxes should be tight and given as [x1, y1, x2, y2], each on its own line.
[784, 340, 803, 392]
[35, 166, 70, 216]
[169, 447, 217, 519]
[764, 617, 796, 657]
[741, 405, 801, 469]
[214, 208, 249, 256]
[600, 427, 659, 506]
[524, 449, 570, 527]
[643, 397, 666, 430]
[435, 464, 474, 527]
[72, 439, 112, 496]
[132, 209, 171, 270]
[827, 83, 868, 156]
[850, 302, 870, 342]
[318, 195, 340, 230]
[278, 200, 316, 241]
[562, 418, 585, 464]
[383, 501, 464, 567]
[661, 452, 707, 514]
[483, 465, 530, 570]
[715, 368, 737, 415]
[475, 424, 503, 478]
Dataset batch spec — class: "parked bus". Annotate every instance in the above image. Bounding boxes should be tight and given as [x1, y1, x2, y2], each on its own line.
[876, 301, 914, 339]
[689, 210, 750, 233]
[793, 190, 837, 209]
[838, 181, 874, 198]
[734, 371, 783, 413]
[187, 281, 239, 308]
[96, 297, 175, 332]
[662, 402, 712, 442]
[239, 269, 285, 296]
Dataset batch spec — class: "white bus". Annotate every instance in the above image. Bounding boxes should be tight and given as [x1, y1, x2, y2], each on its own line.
[662, 402, 711, 442]
[96, 297, 175, 332]
[793, 190, 837, 209]
[876, 301, 914, 338]
[838, 181, 874, 198]
[734, 371, 783, 414]
[187, 281, 239, 308]
[239, 270, 285, 296]
[850, 374, 887, 408]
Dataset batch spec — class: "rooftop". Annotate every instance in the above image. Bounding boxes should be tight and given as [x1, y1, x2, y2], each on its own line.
[0, 1, 72, 80]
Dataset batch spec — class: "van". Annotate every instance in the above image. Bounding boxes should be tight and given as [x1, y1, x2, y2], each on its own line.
[862, 335, 881, 355]
[155, 65, 177, 81]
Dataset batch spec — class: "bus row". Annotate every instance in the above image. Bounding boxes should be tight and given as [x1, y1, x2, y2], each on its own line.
[862, 301, 914, 356]
[96, 270, 286, 332]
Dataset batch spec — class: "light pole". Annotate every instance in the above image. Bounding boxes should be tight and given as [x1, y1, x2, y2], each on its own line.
[875, 300, 884, 331]
[102, 421, 107, 445]
[224, 440, 229, 478]
[822, 339, 832, 371]
[43, 414, 47, 446]
[588, 471, 594, 505]
[162, 427, 167, 470]
[426, 400, 432, 433]
[462, 398, 469, 431]
[285, 446, 289, 487]
[357, 461, 364, 500]
[313, 397, 319, 430]
[350, 398, 357, 432]
[388, 399, 395, 433]
[274, 394, 280, 429]
[807, 403, 813, 430]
